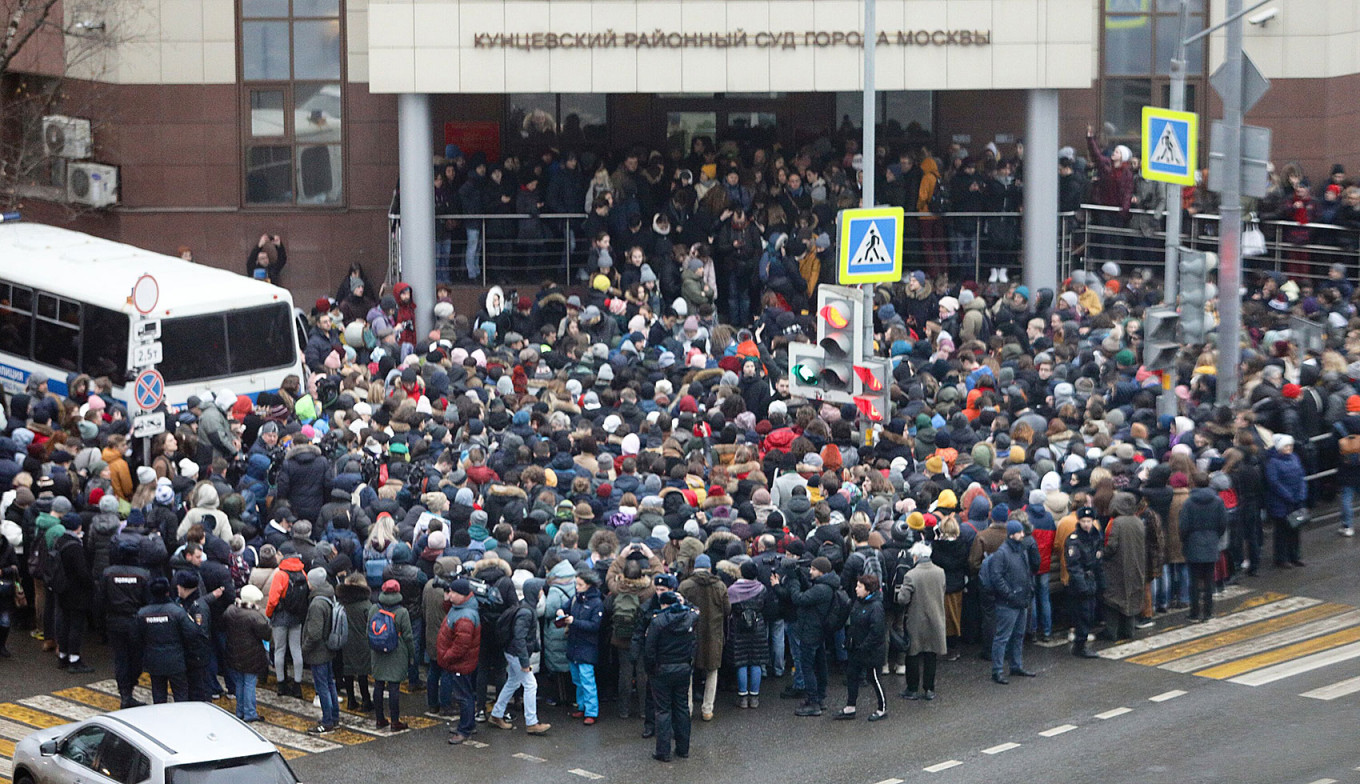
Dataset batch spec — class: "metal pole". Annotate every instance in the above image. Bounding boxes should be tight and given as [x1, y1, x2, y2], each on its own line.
[397, 93, 436, 337]
[1023, 89, 1059, 295]
[1216, 0, 1244, 406]
[861, 0, 875, 208]
[1159, 0, 1191, 419]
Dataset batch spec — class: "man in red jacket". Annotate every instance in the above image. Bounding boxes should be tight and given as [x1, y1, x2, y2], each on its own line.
[437, 578, 481, 744]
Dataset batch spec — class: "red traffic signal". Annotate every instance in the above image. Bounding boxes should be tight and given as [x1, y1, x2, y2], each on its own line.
[854, 395, 884, 422]
[854, 365, 883, 391]
[819, 304, 850, 329]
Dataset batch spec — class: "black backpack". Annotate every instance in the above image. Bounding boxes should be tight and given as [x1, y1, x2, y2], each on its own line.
[887, 560, 912, 607]
[824, 587, 852, 637]
[495, 604, 522, 648]
[280, 570, 310, 617]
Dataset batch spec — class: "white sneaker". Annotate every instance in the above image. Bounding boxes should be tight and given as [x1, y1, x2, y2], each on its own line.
[998, 268, 1009, 282]
[988, 267, 999, 283]
[895, 664, 907, 675]
[1341, 527, 1355, 537]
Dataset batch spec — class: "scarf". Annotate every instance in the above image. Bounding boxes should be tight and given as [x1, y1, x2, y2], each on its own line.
[727, 578, 764, 603]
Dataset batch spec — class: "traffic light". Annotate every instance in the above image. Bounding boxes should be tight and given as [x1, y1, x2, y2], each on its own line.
[853, 357, 893, 423]
[1178, 248, 1211, 344]
[787, 284, 875, 406]
[1142, 305, 1180, 371]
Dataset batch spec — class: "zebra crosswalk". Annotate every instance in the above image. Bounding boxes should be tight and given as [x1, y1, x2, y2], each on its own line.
[0, 676, 439, 782]
[1100, 590, 1360, 700]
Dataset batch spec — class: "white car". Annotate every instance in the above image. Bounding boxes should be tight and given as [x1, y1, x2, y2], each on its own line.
[11, 702, 300, 784]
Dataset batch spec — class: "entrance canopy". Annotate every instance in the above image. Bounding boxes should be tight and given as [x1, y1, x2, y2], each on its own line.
[367, 0, 1095, 94]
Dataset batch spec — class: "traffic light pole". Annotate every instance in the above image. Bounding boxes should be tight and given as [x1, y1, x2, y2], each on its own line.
[861, 0, 875, 209]
[1159, 0, 1191, 419]
[1214, 0, 1245, 407]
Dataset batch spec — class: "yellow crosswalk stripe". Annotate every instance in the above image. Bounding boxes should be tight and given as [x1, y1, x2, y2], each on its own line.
[1127, 603, 1354, 666]
[0, 738, 14, 757]
[54, 687, 124, 713]
[1234, 591, 1290, 610]
[279, 747, 306, 760]
[0, 703, 67, 729]
[225, 701, 376, 746]
[1195, 625, 1360, 679]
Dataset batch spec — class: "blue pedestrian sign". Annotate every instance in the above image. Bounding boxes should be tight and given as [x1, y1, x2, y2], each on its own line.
[1141, 106, 1198, 186]
[134, 368, 165, 411]
[838, 207, 904, 284]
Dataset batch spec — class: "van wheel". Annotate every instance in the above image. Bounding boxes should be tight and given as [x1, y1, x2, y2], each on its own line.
[14, 772, 35, 784]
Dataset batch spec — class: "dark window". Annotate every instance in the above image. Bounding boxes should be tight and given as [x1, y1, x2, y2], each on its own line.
[97, 732, 150, 784]
[33, 291, 79, 373]
[227, 303, 297, 374]
[60, 726, 107, 770]
[0, 282, 33, 358]
[159, 314, 227, 384]
[160, 304, 298, 384]
[166, 752, 298, 784]
[82, 304, 130, 382]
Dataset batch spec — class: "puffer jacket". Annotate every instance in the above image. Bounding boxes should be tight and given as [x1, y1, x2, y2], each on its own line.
[301, 581, 337, 666]
[436, 594, 481, 676]
[1179, 487, 1228, 564]
[537, 560, 577, 672]
[369, 591, 413, 683]
[223, 603, 271, 676]
[277, 444, 334, 524]
[179, 485, 231, 542]
[981, 538, 1035, 609]
[846, 592, 886, 667]
[782, 568, 839, 644]
[336, 580, 373, 677]
[566, 584, 605, 665]
[1265, 448, 1307, 519]
[86, 509, 122, 581]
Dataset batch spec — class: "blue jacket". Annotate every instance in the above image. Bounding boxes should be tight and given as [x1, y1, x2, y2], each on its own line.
[1179, 488, 1228, 564]
[1264, 449, 1307, 518]
[566, 584, 605, 665]
[980, 538, 1034, 610]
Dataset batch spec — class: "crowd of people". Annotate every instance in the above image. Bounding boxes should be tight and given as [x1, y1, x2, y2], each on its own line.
[1, 128, 1359, 764]
[426, 127, 1360, 290]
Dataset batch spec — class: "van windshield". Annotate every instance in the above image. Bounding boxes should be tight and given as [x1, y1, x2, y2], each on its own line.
[166, 752, 297, 784]
[158, 303, 297, 384]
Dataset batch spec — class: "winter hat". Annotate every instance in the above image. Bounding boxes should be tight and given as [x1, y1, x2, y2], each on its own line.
[99, 495, 119, 514]
[1005, 519, 1023, 536]
[990, 503, 1010, 523]
[428, 530, 448, 550]
[810, 556, 834, 574]
[155, 483, 175, 505]
[306, 567, 328, 589]
[381, 579, 401, 593]
[239, 584, 264, 607]
[693, 554, 712, 570]
[136, 466, 156, 485]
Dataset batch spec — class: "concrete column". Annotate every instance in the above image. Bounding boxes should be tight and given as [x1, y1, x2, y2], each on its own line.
[1023, 88, 1060, 296]
[397, 92, 436, 338]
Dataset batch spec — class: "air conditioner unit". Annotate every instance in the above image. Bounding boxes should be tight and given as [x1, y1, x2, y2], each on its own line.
[42, 115, 93, 159]
[67, 162, 119, 207]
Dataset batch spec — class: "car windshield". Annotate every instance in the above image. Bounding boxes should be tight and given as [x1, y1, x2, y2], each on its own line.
[165, 752, 297, 784]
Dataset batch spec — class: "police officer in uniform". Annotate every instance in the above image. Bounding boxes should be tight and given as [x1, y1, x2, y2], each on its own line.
[632, 573, 677, 740]
[1066, 507, 1104, 659]
[135, 577, 199, 703]
[644, 590, 698, 763]
[174, 570, 214, 700]
[101, 539, 151, 708]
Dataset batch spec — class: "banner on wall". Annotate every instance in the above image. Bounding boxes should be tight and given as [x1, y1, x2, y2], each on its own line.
[443, 121, 501, 163]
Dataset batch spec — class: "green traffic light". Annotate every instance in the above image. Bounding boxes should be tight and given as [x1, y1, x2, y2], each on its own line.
[792, 364, 820, 385]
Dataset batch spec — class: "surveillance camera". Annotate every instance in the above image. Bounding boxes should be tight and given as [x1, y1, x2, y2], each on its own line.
[1247, 7, 1278, 26]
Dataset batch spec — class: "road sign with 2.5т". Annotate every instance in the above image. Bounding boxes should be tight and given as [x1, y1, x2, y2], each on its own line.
[1141, 107, 1198, 186]
[837, 207, 904, 284]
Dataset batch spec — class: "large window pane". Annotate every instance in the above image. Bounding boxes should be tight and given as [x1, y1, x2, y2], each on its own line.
[1155, 15, 1205, 74]
[81, 304, 129, 382]
[296, 144, 342, 203]
[33, 318, 78, 374]
[242, 0, 287, 17]
[293, 0, 339, 16]
[251, 90, 286, 137]
[243, 21, 290, 80]
[293, 20, 342, 79]
[1103, 78, 1152, 137]
[1105, 14, 1153, 75]
[509, 93, 557, 140]
[295, 84, 342, 143]
[559, 93, 606, 144]
[159, 315, 226, 384]
[666, 112, 717, 158]
[1156, 0, 1203, 11]
[227, 304, 297, 373]
[0, 283, 32, 358]
[246, 146, 293, 203]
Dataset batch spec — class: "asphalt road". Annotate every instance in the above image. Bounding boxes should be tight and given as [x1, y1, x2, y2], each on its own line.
[4, 519, 1360, 784]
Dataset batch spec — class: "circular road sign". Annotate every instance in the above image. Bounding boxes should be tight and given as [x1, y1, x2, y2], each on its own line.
[132, 274, 159, 315]
[134, 368, 165, 411]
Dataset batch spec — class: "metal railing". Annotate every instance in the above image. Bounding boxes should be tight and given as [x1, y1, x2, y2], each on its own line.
[387, 204, 1360, 290]
[1071, 204, 1360, 285]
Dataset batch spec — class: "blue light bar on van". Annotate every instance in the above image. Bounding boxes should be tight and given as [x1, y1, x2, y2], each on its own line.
[0, 212, 21, 223]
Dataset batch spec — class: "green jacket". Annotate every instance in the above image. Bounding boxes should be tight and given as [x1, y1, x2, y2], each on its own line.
[301, 582, 336, 666]
[369, 591, 413, 683]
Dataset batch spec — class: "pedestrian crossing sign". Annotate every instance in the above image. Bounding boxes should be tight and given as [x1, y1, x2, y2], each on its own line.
[838, 206, 904, 284]
[1141, 106, 1198, 186]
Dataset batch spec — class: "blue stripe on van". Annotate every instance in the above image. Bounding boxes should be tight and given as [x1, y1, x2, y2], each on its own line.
[0, 362, 68, 396]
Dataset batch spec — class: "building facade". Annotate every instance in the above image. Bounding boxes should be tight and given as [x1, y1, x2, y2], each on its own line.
[5, 0, 1357, 302]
